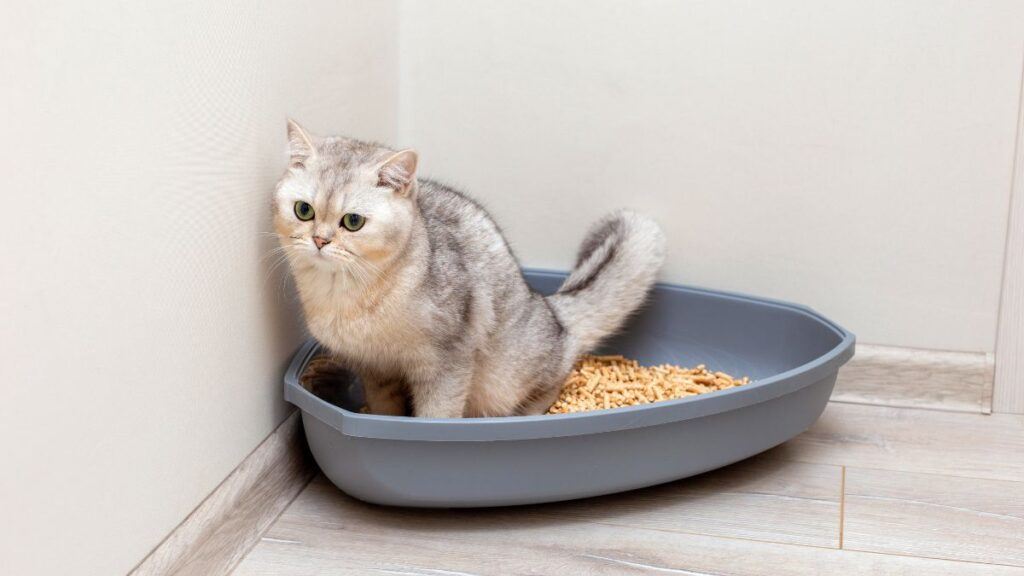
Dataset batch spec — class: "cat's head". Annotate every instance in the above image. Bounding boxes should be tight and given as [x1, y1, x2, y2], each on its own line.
[274, 120, 419, 278]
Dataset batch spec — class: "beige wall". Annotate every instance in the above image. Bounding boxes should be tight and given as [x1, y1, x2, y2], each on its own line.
[398, 0, 1024, 352]
[0, 1, 396, 574]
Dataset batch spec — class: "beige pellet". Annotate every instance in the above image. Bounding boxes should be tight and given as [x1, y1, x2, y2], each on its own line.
[546, 354, 751, 415]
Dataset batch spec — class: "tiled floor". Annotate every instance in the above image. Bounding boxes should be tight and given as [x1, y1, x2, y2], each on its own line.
[234, 403, 1024, 575]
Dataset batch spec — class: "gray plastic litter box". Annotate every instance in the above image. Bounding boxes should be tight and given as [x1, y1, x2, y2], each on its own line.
[284, 269, 855, 507]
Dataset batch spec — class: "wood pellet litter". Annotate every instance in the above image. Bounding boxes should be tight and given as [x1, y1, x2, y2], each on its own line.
[546, 354, 751, 415]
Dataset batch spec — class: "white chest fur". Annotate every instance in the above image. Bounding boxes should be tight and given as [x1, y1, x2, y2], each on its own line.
[295, 266, 433, 375]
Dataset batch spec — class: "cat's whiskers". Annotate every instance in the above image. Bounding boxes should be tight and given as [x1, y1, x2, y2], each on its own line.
[341, 250, 387, 289]
[330, 250, 369, 286]
[320, 248, 386, 298]
[346, 258, 377, 287]
[264, 252, 293, 282]
[262, 240, 308, 298]
[353, 254, 388, 281]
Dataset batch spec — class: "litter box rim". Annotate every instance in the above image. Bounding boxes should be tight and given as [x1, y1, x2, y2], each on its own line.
[284, 269, 855, 442]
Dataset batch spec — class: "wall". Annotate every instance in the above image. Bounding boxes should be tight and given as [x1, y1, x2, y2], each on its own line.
[398, 0, 1024, 352]
[0, 1, 397, 574]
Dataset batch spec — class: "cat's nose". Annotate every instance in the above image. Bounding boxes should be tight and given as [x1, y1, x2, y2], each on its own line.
[313, 236, 331, 250]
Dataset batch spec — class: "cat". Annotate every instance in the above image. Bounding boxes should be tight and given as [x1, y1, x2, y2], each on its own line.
[275, 119, 665, 417]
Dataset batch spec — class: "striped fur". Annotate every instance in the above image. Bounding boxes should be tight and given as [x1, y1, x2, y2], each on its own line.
[275, 121, 665, 417]
[550, 210, 665, 356]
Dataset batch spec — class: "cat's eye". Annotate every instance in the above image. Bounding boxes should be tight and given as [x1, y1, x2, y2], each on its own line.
[294, 201, 314, 221]
[341, 213, 366, 231]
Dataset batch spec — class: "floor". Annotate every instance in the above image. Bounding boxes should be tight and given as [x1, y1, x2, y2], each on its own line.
[233, 402, 1024, 575]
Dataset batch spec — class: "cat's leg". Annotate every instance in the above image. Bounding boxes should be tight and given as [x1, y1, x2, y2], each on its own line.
[361, 374, 409, 416]
[515, 382, 561, 416]
[410, 365, 473, 418]
[300, 355, 357, 408]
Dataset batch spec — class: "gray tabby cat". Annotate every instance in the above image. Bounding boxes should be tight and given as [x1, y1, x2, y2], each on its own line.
[275, 120, 665, 417]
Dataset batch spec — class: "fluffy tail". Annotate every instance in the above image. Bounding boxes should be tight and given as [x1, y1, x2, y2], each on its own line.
[547, 210, 666, 358]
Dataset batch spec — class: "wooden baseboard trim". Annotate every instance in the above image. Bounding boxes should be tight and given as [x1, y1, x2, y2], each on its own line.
[832, 344, 994, 414]
[128, 411, 317, 576]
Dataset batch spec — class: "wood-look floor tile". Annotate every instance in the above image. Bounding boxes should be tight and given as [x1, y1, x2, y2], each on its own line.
[768, 403, 1024, 481]
[233, 477, 1024, 576]
[844, 467, 1024, 567]
[535, 456, 842, 547]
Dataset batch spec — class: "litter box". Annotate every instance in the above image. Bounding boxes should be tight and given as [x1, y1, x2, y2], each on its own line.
[284, 269, 855, 507]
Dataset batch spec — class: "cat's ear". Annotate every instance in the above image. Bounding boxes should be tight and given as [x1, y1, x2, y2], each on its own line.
[286, 118, 316, 170]
[377, 149, 419, 196]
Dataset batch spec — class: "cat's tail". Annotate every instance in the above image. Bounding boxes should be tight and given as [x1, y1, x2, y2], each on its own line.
[547, 210, 666, 359]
